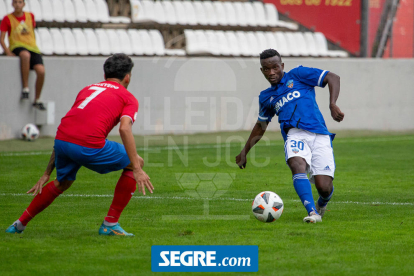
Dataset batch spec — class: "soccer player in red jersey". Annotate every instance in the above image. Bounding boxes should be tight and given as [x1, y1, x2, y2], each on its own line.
[6, 54, 154, 236]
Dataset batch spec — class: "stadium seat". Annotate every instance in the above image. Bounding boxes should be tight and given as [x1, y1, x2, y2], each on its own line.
[255, 31, 268, 53]
[252, 2, 267, 27]
[215, 31, 230, 56]
[51, 0, 65, 23]
[62, 0, 77, 23]
[34, 29, 41, 53]
[264, 3, 278, 27]
[40, 0, 53, 22]
[213, 2, 227, 26]
[236, 31, 250, 56]
[105, 29, 122, 54]
[23, 0, 30, 12]
[274, 32, 290, 56]
[246, 31, 260, 56]
[95, 29, 111, 55]
[223, 2, 237, 27]
[243, 2, 257, 27]
[303, 32, 318, 57]
[116, 29, 133, 56]
[173, 1, 187, 26]
[37, 28, 53, 55]
[149, 30, 165, 56]
[183, 2, 197, 26]
[0, 1, 8, 21]
[203, 1, 218, 26]
[50, 28, 65, 55]
[233, 2, 247, 27]
[294, 32, 310, 57]
[163, 1, 177, 25]
[138, 30, 154, 55]
[72, 28, 89, 55]
[83, 28, 100, 55]
[127, 29, 144, 56]
[95, 0, 110, 23]
[193, 2, 207, 26]
[185, 29, 205, 55]
[72, 0, 88, 23]
[314, 32, 348, 57]
[153, 1, 166, 24]
[27, 0, 43, 21]
[264, 32, 278, 50]
[61, 28, 77, 55]
[130, 0, 152, 23]
[204, 30, 220, 56]
[5, 0, 13, 14]
[284, 32, 299, 56]
[225, 31, 241, 56]
[84, 0, 99, 23]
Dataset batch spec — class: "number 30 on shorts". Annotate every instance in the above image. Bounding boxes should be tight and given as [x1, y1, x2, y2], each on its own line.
[290, 140, 304, 150]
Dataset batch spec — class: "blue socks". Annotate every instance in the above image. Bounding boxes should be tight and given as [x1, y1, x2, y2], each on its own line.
[293, 174, 318, 215]
[317, 187, 334, 208]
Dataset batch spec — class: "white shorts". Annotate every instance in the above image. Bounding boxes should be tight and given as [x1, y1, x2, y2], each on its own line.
[284, 128, 335, 183]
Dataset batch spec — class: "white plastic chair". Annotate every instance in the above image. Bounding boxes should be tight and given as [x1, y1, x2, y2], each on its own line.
[243, 3, 257, 27]
[23, 0, 30, 12]
[264, 32, 277, 50]
[128, 29, 144, 55]
[274, 32, 290, 56]
[205, 30, 220, 56]
[130, 0, 152, 23]
[105, 29, 122, 54]
[34, 29, 41, 53]
[62, 0, 76, 23]
[72, 28, 88, 55]
[0, 0, 8, 21]
[264, 3, 277, 27]
[294, 32, 310, 56]
[26, 0, 43, 22]
[236, 31, 250, 56]
[5, 0, 13, 14]
[153, 1, 166, 24]
[95, 0, 110, 23]
[95, 29, 111, 55]
[284, 32, 299, 56]
[84, 0, 99, 23]
[72, 0, 88, 23]
[223, 2, 237, 27]
[83, 28, 100, 55]
[215, 31, 230, 56]
[246, 31, 260, 57]
[213, 2, 227, 26]
[183, 2, 197, 26]
[314, 32, 348, 57]
[37, 28, 53, 55]
[225, 31, 241, 56]
[173, 1, 187, 25]
[138, 30, 154, 55]
[163, 1, 177, 25]
[51, 0, 65, 22]
[193, 2, 207, 26]
[303, 32, 318, 57]
[233, 2, 247, 27]
[40, 0, 53, 22]
[185, 29, 208, 55]
[49, 28, 65, 55]
[255, 31, 268, 53]
[252, 2, 267, 27]
[149, 30, 165, 56]
[203, 1, 217, 26]
[116, 29, 133, 55]
[61, 28, 77, 55]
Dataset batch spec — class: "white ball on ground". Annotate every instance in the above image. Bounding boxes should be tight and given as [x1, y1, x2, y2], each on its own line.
[252, 191, 284, 223]
[21, 123, 39, 141]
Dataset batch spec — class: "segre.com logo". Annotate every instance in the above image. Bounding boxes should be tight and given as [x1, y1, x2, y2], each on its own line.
[151, 245, 258, 272]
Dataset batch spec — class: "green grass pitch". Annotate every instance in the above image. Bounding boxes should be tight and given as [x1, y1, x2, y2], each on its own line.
[1, 131, 413, 276]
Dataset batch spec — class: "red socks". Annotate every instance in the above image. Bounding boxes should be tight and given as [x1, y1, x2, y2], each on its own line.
[105, 170, 137, 224]
[19, 181, 63, 226]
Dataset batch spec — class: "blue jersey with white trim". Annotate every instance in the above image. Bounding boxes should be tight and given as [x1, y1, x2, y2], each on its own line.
[258, 66, 334, 141]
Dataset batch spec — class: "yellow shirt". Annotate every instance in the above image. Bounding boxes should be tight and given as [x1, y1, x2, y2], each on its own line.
[7, 12, 40, 54]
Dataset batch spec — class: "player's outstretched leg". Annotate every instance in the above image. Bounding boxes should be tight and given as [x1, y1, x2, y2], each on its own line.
[5, 181, 63, 234]
[99, 170, 136, 237]
[316, 187, 334, 218]
[292, 174, 322, 223]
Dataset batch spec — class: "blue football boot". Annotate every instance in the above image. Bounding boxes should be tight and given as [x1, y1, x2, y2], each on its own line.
[5, 223, 24, 234]
[99, 222, 134, 237]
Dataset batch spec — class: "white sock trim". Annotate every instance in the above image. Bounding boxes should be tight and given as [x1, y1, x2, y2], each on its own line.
[14, 220, 26, 231]
[103, 220, 117, 227]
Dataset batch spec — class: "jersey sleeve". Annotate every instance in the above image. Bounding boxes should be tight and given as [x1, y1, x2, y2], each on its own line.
[30, 13, 36, 28]
[121, 93, 139, 124]
[290, 66, 329, 88]
[0, 16, 10, 33]
[258, 98, 275, 122]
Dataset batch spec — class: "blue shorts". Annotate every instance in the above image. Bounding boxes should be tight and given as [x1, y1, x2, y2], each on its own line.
[54, 139, 131, 182]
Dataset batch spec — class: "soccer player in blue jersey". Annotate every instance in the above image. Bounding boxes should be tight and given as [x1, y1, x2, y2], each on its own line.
[236, 49, 344, 223]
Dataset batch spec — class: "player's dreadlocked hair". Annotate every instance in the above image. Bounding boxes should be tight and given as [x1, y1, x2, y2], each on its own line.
[259, 49, 282, 61]
[104, 54, 134, 81]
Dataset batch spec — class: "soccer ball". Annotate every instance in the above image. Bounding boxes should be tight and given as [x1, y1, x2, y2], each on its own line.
[252, 191, 284, 223]
[22, 123, 39, 141]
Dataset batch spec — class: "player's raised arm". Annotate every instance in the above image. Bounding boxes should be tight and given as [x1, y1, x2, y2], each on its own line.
[323, 72, 345, 122]
[119, 117, 154, 195]
[236, 120, 269, 169]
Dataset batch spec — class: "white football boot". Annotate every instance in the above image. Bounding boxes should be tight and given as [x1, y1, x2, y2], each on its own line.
[303, 211, 322, 223]
[315, 202, 327, 218]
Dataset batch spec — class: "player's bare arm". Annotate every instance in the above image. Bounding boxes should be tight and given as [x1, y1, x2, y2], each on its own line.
[236, 120, 269, 169]
[323, 72, 345, 122]
[27, 150, 55, 195]
[119, 116, 154, 195]
[0, 32, 15, 56]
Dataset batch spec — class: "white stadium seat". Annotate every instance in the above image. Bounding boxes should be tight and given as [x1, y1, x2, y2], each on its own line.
[105, 29, 122, 54]
[153, 1, 166, 24]
[246, 31, 260, 56]
[62, 0, 76, 23]
[205, 30, 220, 56]
[51, 0, 65, 22]
[84, 0, 99, 23]
[203, 1, 218, 26]
[236, 31, 250, 56]
[149, 30, 165, 56]
[138, 30, 154, 55]
[193, 2, 207, 26]
[303, 32, 318, 57]
[23, 0, 30, 12]
[264, 3, 278, 27]
[130, 0, 153, 23]
[225, 31, 240, 56]
[264, 32, 278, 50]
[0, 1, 8, 20]
[40, 0, 53, 22]
[173, 1, 187, 25]
[183, 2, 197, 26]
[253, 2, 267, 27]
[213, 2, 227, 26]
[116, 29, 133, 56]
[223, 2, 237, 27]
[83, 28, 100, 55]
[284, 32, 299, 56]
[95, 29, 111, 55]
[72, 28, 89, 55]
[49, 28, 65, 55]
[61, 28, 77, 55]
[95, 0, 110, 23]
[233, 2, 247, 27]
[27, 0, 43, 21]
[314, 32, 348, 57]
[185, 29, 204, 55]
[255, 32, 268, 53]
[274, 32, 290, 56]
[73, 0, 87, 23]
[127, 29, 144, 56]
[34, 29, 41, 53]
[5, 0, 13, 14]
[294, 32, 310, 56]
[243, 3, 257, 27]
[163, 1, 177, 25]
[37, 28, 53, 55]
[215, 31, 230, 56]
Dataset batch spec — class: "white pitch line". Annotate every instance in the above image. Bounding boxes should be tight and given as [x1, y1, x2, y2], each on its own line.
[0, 193, 412, 206]
[1, 136, 413, 157]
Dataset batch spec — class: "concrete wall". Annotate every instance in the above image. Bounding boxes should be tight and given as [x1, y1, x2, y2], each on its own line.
[0, 56, 413, 140]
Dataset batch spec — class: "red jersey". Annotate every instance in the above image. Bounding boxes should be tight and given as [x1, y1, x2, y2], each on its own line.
[56, 81, 139, 148]
[0, 13, 36, 35]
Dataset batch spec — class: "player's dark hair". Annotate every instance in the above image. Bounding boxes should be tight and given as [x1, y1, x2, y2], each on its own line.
[260, 49, 282, 61]
[104, 54, 134, 81]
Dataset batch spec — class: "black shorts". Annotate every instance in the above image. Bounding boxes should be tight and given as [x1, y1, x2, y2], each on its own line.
[12, 47, 44, 70]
